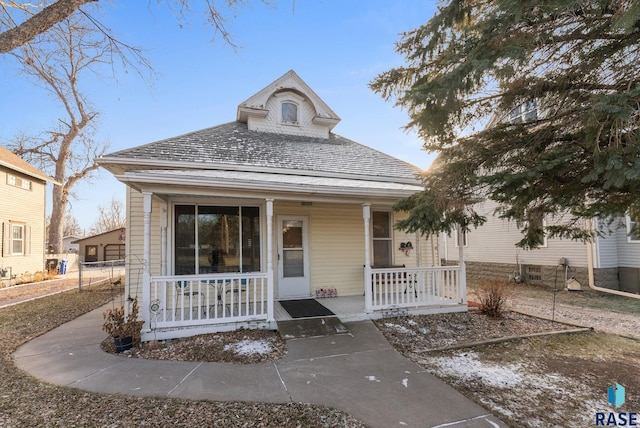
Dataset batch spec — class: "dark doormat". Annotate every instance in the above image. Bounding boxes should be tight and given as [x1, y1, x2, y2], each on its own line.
[277, 317, 349, 339]
[279, 298, 335, 318]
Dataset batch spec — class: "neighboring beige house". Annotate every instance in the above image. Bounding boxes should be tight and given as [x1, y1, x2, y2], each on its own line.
[73, 228, 126, 263]
[98, 71, 467, 341]
[439, 99, 640, 294]
[0, 146, 58, 281]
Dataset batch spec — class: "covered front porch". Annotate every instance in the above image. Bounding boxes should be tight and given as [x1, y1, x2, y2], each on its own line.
[131, 182, 468, 342]
[144, 264, 466, 341]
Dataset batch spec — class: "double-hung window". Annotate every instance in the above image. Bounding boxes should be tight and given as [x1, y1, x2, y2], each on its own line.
[12, 224, 24, 255]
[372, 211, 392, 266]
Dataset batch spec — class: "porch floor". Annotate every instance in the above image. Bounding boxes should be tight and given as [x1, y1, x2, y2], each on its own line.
[274, 296, 366, 322]
[274, 295, 466, 323]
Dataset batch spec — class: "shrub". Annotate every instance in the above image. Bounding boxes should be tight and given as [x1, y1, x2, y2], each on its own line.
[477, 280, 510, 318]
[102, 297, 142, 343]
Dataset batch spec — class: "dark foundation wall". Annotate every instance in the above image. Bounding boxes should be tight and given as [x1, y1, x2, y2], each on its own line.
[618, 267, 640, 294]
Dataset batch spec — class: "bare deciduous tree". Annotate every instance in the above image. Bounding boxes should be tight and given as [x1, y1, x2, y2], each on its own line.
[9, 13, 110, 253]
[2, 0, 275, 252]
[0, 0, 267, 54]
[90, 198, 125, 235]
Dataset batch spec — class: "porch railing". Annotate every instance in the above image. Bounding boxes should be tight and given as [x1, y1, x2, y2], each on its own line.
[149, 272, 269, 330]
[367, 266, 465, 312]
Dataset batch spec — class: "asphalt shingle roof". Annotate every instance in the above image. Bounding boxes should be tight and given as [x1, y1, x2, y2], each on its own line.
[104, 122, 421, 182]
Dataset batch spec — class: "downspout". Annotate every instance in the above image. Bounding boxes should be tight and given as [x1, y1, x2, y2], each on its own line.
[585, 218, 640, 299]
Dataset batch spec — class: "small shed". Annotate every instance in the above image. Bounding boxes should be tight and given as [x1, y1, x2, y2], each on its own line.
[73, 228, 125, 263]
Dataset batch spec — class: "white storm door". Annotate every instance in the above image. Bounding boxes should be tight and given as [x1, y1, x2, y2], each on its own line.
[277, 216, 310, 299]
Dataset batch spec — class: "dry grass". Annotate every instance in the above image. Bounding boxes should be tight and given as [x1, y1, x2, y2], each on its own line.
[0, 282, 366, 427]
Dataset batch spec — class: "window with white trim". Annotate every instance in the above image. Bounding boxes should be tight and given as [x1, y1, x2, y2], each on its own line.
[526, 215, 548, 248]
[174, 205, 261, 275]
[7, 174, 32, 190]
[509, 99, 537, 124]
[627, 209, 640, 242]
[281, 102, 298, 124]
[11, 224, 24, 255]
[454, 228, 468, 247]
[372, 211, 392, 266]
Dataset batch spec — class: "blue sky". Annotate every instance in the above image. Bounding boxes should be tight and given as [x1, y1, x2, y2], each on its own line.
[0, 1, 438, 232]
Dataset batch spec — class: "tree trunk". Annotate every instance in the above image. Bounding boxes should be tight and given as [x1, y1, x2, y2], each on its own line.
[48, 184, 66, 254]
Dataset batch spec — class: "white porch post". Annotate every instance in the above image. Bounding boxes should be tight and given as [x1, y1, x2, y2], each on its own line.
[142, 192, 153, 330]
[363, 203, 372, 313]
[160, 204, 168, 276]
[457, 225, 467, 304]
[266, 199, 274, 322]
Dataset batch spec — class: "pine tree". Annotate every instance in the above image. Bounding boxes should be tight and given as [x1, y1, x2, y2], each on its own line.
[371, 0, 640, 248]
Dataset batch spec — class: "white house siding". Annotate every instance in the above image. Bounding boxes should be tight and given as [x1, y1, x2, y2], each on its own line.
[393, 211, 438, 268]
[126, 188, 163, 301]
[273, 202, 435, 297]
[613, 220, 640, 293]
[274, 201, 364, 297]
[616, 225, 640, 268]
[0, 167, 47, 278]
[440, 199, 591, 287]
[247, 92, 329, 138]
[595, 223, 620, 269]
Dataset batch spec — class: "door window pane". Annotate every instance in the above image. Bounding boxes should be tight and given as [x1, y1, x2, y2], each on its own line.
[283, 250, 304, 277]
[282, 220, 303, 248]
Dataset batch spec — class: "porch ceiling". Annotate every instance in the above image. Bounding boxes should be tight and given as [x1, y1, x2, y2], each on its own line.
[116, 169, 424, 201]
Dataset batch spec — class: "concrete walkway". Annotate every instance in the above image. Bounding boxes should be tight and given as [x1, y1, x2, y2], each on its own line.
[13, 305, 505, 428]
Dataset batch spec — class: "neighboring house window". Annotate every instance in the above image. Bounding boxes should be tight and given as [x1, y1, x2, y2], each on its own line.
[7, 174, 32, 190]
[282, 102, 298, 124]
[372, 211, 392, 266]
[454, 228, 468, 248]
[509, 99, 537, 124]
[526, 215, 548, 248]
[174, 205, 261, 275]
[627, 210, 640, 242]
[11, 224, 24, 255]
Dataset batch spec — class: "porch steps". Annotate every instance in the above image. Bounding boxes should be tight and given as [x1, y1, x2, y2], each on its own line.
[276, 317, 349, 339]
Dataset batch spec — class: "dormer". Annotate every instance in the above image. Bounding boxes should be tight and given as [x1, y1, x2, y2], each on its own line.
[237, 70, 341, 139]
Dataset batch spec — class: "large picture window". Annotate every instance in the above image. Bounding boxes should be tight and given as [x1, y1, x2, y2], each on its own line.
[372, 211, 392, 266]
[174, 205, 261, 275]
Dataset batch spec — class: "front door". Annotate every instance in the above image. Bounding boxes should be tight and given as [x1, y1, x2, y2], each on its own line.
[277, 216, 310, 299]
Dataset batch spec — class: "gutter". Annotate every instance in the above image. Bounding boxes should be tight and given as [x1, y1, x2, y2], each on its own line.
[585, 219, 640, 299]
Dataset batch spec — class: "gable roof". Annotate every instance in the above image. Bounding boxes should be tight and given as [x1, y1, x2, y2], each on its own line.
[0, 145, 58, 184]
[237, 70, 340, 129]
[99, 121, 421, 184]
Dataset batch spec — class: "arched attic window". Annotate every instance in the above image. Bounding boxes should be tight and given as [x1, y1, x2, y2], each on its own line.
[281, 101, 298, 124]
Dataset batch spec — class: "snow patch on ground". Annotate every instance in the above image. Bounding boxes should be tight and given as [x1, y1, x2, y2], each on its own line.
[384, 323, 416, 336]
[430, 351, 523, 388]
[224, 339, 273, 356]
